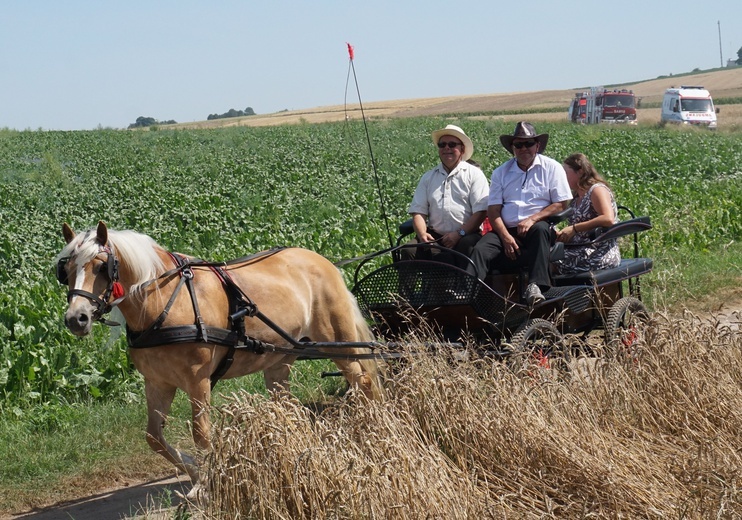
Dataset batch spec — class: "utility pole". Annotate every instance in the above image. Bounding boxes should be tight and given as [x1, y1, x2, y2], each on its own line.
[718, 21, 723, 68]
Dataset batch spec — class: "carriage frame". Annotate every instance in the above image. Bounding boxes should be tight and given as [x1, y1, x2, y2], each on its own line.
[350, 206, 653, 360]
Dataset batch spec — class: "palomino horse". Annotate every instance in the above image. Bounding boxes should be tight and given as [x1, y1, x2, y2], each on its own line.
[56, 221, 382, 486]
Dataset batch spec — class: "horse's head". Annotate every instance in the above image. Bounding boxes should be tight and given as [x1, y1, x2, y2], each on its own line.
[57, 221, 124, 336]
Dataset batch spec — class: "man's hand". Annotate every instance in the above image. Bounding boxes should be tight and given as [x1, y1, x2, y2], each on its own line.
[502, 232, 520, 260]
[440, 231, 460, 248]
[417, 231, 436, 243]
[516, 216, 535, 237]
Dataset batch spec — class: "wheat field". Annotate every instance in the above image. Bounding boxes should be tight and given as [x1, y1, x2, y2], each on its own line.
[194, 312, 741, 518]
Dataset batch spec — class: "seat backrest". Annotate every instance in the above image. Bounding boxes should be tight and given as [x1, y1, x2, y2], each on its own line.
[398, 218, 414, 238]
[591, 216, 652, 244]
[565, 205, 652, 259]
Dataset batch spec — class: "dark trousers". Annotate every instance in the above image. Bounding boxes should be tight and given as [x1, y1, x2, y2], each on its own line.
[400, 231, 481, 270]
[467, 221, 552, 288]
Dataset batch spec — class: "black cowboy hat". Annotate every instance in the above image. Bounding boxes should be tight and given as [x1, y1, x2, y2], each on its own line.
[499, 121, 549, 154]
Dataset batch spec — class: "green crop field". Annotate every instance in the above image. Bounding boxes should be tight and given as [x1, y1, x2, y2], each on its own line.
[0, 119, 740, 413]
[0, 117, 741, 515]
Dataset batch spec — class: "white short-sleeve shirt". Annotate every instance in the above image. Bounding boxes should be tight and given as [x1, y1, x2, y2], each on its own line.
[408, 161, 489, 234]
[489, 155, 572, 228]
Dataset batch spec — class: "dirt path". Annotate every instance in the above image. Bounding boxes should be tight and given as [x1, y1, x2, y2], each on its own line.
[6, 475, 192, 520]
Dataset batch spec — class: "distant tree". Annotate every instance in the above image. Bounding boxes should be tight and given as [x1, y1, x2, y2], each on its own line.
[206, 107, 256, 120]
[736, 46, 742, 65]
[128, 116, 176, 129]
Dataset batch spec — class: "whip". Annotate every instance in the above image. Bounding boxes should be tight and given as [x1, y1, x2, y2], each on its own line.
[345, 43, 394, 249]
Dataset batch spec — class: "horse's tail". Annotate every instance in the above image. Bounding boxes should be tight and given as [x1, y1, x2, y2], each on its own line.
[349, 291, 385, 400]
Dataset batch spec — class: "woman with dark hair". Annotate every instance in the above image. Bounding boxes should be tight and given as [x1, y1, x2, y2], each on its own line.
[554, 153, 620, 274]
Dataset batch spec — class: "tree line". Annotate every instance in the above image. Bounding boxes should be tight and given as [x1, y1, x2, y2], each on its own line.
[128, 107, 256, 128]
[207, 107, 255, 120]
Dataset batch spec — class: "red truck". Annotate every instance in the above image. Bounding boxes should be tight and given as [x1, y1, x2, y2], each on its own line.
[569, 87, 637, 124]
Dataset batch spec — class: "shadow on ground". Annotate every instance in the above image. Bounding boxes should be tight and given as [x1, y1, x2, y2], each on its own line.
[11, 475, 192, 520]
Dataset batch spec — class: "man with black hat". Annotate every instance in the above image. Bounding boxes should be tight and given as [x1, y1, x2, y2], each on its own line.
[403, 124, 489, 267]
[467, 122, 572, 306]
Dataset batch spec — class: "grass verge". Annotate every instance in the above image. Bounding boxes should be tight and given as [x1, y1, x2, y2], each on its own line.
[0, 360, 347, 516]
[645, 240, 742, 313]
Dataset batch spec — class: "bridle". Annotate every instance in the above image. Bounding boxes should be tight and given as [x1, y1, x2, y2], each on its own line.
[57, 245, 124, 326]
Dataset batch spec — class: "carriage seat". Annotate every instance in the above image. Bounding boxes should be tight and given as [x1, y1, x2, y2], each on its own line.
[552, 257, 653, 287]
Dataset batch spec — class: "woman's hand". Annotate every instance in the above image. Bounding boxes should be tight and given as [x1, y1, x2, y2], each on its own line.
[556, 225, 576, 243]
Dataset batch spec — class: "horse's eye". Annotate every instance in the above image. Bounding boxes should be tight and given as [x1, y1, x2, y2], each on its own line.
[93, 262, 106, 276]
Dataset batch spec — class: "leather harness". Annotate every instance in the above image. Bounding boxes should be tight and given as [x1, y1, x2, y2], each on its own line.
[60, 246, 385, 389]
[126, 249, 284, 389]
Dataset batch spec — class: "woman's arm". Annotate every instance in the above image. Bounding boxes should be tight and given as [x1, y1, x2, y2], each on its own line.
[557, 186, 616, 242]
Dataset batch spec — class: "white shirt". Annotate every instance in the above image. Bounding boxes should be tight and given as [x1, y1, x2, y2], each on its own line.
[408, 161, 489, 234]
[489, 155, 572, 228]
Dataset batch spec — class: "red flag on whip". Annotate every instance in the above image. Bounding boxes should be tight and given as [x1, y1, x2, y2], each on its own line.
[346, 42, 354, 61]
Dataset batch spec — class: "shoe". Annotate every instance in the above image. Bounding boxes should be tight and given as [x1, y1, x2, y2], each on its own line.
[524, 283, 545, 306]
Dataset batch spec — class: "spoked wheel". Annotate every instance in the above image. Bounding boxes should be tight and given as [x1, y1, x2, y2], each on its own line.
[507, 318, 568, 377]
[604, 297, 649, 359]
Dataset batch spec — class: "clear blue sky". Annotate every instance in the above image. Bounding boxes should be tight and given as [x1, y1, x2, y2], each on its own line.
[2, 1, 741, 131]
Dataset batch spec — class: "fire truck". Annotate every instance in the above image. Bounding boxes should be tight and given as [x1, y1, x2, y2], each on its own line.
[568, 86, 637, 124]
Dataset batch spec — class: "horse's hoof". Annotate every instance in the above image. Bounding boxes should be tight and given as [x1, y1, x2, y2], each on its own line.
[185, 482, 209, 504]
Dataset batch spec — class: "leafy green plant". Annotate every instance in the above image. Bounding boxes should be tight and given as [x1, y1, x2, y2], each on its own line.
[0, 120, 739, 411]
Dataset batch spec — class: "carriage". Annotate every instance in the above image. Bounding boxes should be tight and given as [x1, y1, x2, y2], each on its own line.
[350, 206, 654, 364]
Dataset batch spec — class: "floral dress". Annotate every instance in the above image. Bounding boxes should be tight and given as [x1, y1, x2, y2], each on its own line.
[555, 183, 621, 274]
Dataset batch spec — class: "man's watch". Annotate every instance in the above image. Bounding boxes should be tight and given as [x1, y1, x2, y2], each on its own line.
[458, 229, 466, 237]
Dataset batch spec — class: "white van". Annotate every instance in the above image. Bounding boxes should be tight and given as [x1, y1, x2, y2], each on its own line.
[661, 86, 718, 130]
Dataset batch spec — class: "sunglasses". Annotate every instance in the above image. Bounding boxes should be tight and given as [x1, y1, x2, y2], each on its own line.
[513, 140, 538, 149]
[437, 141, 463, 149]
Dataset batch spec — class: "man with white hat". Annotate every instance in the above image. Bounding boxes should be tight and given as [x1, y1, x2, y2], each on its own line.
[467, 122, 572, 306]
[404, 124, 489, 266]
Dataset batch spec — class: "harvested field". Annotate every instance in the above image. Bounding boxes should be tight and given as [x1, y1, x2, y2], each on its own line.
[170, 67, 742, 130]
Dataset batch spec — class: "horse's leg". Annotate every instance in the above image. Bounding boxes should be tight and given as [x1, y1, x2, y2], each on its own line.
[185, 378, 212, 452]
[263, 359, 292, 395]
[332, 358, 379, 398]
[144, 380, 199, 482]
[329, 301, 384, 400]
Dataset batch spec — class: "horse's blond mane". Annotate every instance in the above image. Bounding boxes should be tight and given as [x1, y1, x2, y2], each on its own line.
[57, 227, 166, 288]
[108, 230, 167, 287]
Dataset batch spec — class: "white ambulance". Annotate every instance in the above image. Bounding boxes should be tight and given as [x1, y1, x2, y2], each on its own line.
[660, 86, 718, 130]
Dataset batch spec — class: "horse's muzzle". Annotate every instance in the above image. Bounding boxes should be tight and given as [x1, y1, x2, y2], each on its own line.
[65, 309, 93, 336]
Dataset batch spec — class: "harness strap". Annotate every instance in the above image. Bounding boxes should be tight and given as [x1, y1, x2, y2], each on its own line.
[66, 289, 121, 326]
[127, 324, 268, 350]
[123, 246, 389, 386]
[210, 346, 236, 390]
[180, 262, 209, 344]
[129, 261, 191, 347]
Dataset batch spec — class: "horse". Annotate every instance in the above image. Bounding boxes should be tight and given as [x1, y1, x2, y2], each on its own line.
[55, 221, 383, 488]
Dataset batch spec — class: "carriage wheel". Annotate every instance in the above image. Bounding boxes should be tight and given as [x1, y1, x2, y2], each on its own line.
[507, 318, 568, 376]
[604, 297, 649, 359]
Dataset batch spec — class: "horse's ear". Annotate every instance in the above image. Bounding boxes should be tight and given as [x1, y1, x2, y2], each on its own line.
[62, 223, 75, 244]
[96, 221, 109, 245]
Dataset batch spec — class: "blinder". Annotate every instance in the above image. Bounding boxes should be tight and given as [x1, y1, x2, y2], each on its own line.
[56, 257, 70, 285]
[55, 251, 119, 286]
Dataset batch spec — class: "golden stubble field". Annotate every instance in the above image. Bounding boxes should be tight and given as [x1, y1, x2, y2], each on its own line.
[172, 67, 742, 130]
